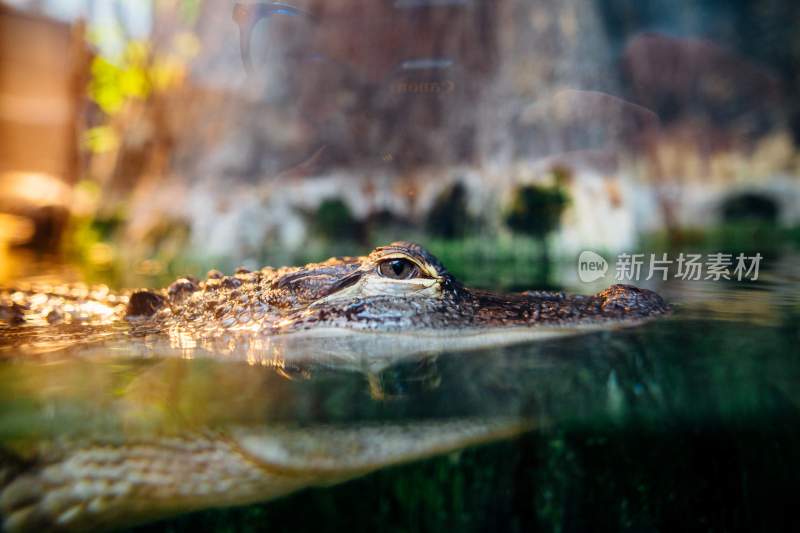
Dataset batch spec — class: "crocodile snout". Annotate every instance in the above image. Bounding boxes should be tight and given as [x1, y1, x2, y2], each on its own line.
[597, 284, 671, 319]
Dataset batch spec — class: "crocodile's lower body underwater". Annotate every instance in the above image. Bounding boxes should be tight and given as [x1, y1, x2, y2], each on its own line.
[0, 243, 670, 531]
[0, 418, 532, 532]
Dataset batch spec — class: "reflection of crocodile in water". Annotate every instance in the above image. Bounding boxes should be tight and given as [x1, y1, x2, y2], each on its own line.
[0, 242, 670, 530]
[0, 417, 531, 531]
[0, 242, 669, 360]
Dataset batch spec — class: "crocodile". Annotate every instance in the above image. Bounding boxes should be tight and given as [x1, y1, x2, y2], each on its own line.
[0, 242, 669, 530]
[0, 417, 533, 531]
[0, 242, 669, 363]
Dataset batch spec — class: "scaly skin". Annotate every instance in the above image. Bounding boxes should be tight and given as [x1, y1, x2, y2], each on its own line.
[0, 418, 532, 531]
[0, 242, 669, 530]
[1, 242, 669, 355]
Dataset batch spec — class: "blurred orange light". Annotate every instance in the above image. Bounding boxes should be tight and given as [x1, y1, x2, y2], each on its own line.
[0, 171, 71, 208]
[0, 213, 35, 245]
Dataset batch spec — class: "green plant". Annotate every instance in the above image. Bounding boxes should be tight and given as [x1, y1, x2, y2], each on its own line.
[504, 184, 569, 240]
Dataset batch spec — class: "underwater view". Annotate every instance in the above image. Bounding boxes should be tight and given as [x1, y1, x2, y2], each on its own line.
[2, 0, 800, 531]
[1, 244, 799, 531]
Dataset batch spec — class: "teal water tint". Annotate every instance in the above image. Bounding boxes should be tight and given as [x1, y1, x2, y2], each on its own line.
[126, 319, 800, 533]
[1, 253, 799, 531]
[135, 254, 800, 532]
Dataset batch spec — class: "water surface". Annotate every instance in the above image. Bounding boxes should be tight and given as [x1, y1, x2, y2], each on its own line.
[1, 253, 799, 531]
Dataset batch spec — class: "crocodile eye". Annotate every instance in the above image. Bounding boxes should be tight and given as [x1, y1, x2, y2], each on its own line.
[378, 258, 419, 280]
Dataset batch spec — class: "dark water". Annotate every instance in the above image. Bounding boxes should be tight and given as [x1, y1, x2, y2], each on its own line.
[1, 254, 799, 532]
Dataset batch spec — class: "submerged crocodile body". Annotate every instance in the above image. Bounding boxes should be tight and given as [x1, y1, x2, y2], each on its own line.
[0, 417, 532, 532]
[1, 242, 669, 360]
[0, 242, 669, 530]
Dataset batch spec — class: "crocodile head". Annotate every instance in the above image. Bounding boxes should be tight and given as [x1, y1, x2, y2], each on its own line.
[129, 241, 669, 353]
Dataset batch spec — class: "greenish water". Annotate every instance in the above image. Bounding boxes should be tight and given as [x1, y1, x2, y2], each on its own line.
[155, 281, 800, 532]
[1, 251, 799, 531]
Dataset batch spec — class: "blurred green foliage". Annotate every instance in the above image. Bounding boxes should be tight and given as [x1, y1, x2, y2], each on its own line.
[643, 221, 800, 255]
[425, 183, 476, 239]
[504, 184, 569, 240]
[84, 28, 198, 154]
[88, 41, 151, 116]
[311, 199, 362, 242]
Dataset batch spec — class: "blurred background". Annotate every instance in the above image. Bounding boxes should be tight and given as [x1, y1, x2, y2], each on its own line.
[1, 0, 799, 288]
